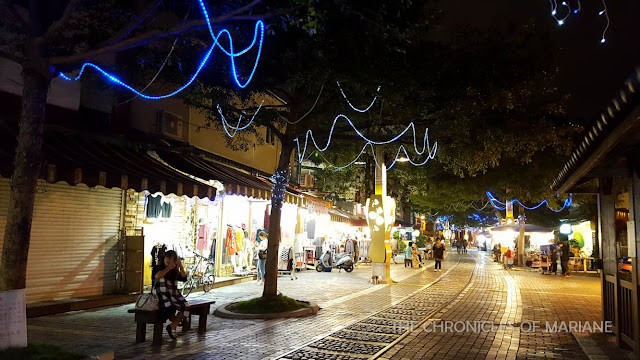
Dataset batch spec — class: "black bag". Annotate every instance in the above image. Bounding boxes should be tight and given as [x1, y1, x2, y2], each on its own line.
[258, 250, 267, 260]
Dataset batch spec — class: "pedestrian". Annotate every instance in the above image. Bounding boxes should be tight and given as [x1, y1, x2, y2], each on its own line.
[492, 245, 500, 262]
[462, 239, 468, 254]
[504, 248, 513, 269]
[411, 243, 422, 268]
[549, 240, 558, 275]
[433, 238, 445, 272]
[152, 250, 190, 340]
[559, 242, 571, 277]
[390, 237, 399, 264]
[405, 241, 413, 267]
[256, 231, 268, 284]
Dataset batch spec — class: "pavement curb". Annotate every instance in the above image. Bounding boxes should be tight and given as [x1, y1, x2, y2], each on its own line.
[572, 332, 611, 360]
[214, 301, 320, 319]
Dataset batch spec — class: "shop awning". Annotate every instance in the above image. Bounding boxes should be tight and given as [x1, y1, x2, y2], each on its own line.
[156, 150, 306, 206]
[350, 217, 368, 227]
[0, 124, 215, 198]
[329, 208, 353, 223]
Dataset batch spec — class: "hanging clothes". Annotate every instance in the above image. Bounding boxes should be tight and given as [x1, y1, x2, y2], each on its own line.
[151, 244, 167, 267]
[161, 202, 172, 218]
[296, 211, 304, 234]
[209, 237, 216, 260]
[345, 239, 356, 255]
[196, 224, 210, 251]
[306, 219, 316, 239]
[226, 226, 238, 256]
[146, 195, 162, 219]
[278, 246, 292, 270]
[236, 229, 244, 253]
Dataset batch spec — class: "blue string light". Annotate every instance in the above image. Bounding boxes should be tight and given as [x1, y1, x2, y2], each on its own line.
[58, 0, 265, 97]
[337, 81, 381, 113]
[486, 192, 573, 213]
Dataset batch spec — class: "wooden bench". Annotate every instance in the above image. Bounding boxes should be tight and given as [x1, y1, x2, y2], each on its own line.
[127, 299, 215, 346]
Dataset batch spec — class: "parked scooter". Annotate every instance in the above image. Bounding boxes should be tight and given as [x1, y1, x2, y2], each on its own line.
[316, 251, 354, 272]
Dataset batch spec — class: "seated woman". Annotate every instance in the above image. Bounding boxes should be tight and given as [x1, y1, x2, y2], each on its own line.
[153, 250, 190, 340]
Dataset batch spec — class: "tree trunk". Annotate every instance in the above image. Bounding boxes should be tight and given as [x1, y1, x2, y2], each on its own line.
[262, 122, 297, 298]
[0, 69, 50, 291]
[518, 205, 525, 267]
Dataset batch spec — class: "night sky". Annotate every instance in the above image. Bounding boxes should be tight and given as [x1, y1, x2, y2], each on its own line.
[432, 0, 640, 122]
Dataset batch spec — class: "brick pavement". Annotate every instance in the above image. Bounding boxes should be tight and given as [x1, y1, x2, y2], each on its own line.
[277, 252, 476, 360]
[377, 251, 602, 360]
[27, 250, 603, 360]
[27, 255, 461, 360]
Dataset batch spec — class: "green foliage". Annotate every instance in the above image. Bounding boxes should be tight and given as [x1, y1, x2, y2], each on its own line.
[415, 235, 427, 248]
[398, 240, 407, 254]
[0, 344, 84, 360]
[231, 294, 306, 314]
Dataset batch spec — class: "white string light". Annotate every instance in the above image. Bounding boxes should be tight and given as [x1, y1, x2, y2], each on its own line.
[546, 0, 610, 44]
[337, 81, 381, 113]
[293, 114, 437, 170]
[217, 100, 264, 138]
[599, 0, 610, 43]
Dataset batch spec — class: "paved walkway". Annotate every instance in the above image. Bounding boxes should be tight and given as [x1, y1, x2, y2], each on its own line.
[26, 250, 603, 360]
[377, 252, 601, 360]
[27, 255, 458, 360]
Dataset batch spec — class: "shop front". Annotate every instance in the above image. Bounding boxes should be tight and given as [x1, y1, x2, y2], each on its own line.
[0, 128, 216, 303]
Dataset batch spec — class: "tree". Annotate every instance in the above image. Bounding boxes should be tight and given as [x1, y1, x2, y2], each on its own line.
[186, 0, 435, 297]
[0, 0, 274, 347]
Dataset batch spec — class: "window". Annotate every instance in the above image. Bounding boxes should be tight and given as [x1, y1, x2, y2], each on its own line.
[265, 127, 276, 146]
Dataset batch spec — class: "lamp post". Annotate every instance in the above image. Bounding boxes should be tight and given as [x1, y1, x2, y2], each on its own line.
[365, 149, 395, 284]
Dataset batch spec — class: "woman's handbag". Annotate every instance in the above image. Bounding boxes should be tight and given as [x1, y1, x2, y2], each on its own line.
[135, 289, 159, 311]
[258, 249, 267, 260]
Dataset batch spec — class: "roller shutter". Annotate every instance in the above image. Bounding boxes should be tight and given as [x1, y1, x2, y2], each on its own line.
[0, 178, 123, 303]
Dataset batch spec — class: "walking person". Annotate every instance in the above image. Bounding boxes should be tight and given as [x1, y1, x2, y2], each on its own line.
[504, 247, 514, 269]
[559, 242, 571, 277]
[433, 238, 445, 272]
[256, 231, 268, 284]
[462, 239, 468, 254]
[549, 240, 558, 275]
[492, 245, 501, 262]
[390, 236, 399, 264]
[152, 250, 190, 340]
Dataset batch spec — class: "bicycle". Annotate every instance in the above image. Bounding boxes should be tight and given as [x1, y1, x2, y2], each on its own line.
[182, 252, 216, 297]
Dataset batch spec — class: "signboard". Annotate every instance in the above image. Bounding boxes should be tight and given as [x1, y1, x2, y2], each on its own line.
[0, 289, 28, 349]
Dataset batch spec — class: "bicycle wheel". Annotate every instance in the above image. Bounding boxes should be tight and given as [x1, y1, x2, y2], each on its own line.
[182, 278, 194, 297]
[203, 274, 215, 292]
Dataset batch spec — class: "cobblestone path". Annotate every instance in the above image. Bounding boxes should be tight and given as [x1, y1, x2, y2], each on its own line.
[27, 254, 463, 360]
[377, 252, 602, 360]
[276, 253, 477, 360]
[27, 250, 602, 360]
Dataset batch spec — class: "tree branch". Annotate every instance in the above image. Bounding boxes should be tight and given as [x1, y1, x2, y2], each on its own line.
[95, 0, 164, 48]
[0, 2, 28, 31]
[50, 0, 264, 66]
[43, 0, 84, 40]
